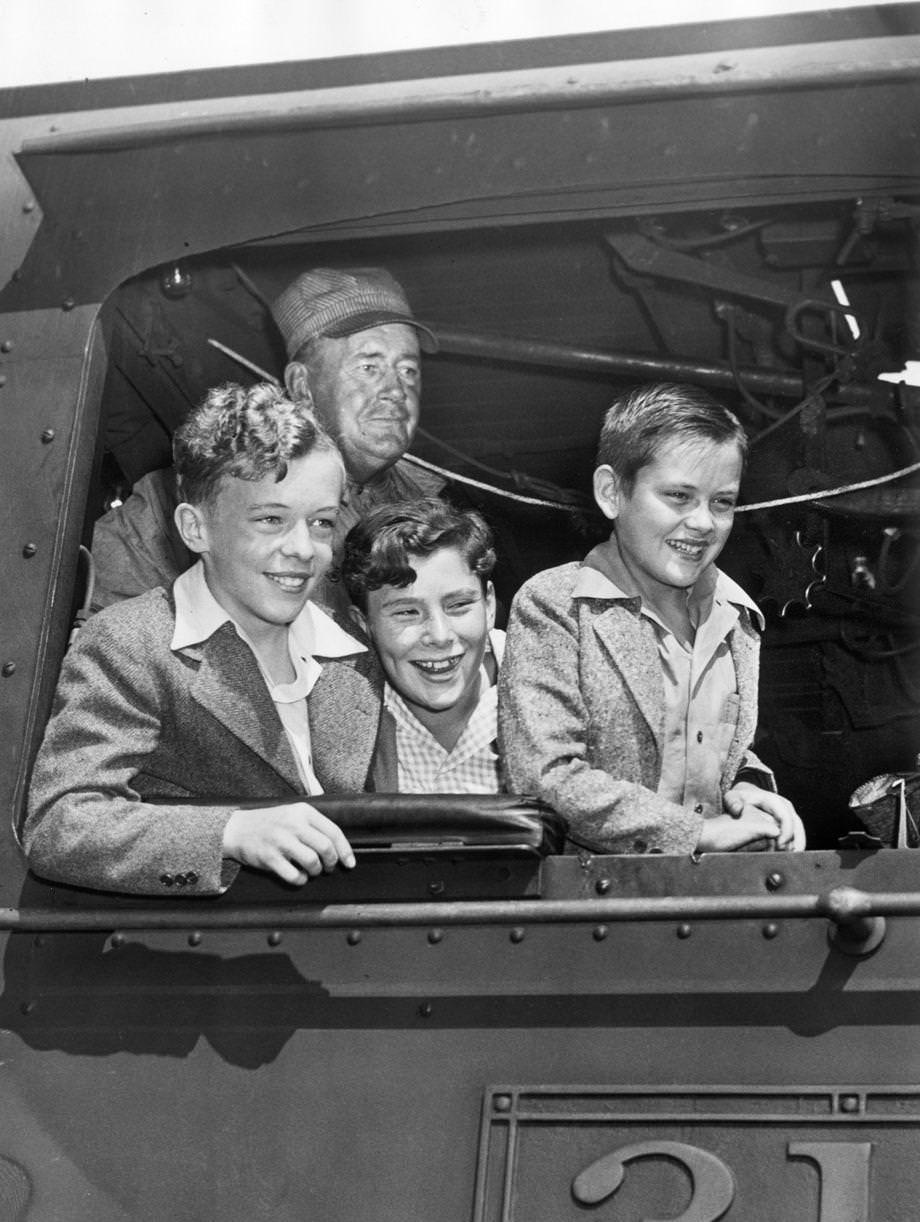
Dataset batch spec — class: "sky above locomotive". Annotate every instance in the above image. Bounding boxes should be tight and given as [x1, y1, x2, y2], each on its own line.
[4, 0, 907, 87]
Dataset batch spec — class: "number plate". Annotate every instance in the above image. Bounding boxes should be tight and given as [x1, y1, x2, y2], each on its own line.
[474, 1086, 920, 1221]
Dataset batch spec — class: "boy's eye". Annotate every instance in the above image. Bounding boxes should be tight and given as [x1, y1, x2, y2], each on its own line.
[447, 598, 478, 614]
[309, 517, 336, 540]
[399, 363, 420, 382]
[256, 514, 283, 526]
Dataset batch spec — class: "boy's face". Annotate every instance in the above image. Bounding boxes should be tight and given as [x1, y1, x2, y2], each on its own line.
[179, 450, 344, 642]
[594, 437, 743, 598]
[355, 546, 495, 723]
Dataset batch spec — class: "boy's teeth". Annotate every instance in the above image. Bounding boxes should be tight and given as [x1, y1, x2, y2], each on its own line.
[417, 657, 459, 674]
[270, 574, 306, 590]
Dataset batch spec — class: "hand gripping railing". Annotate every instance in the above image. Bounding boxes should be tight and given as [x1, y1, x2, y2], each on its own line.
[0, 885, 913, 956]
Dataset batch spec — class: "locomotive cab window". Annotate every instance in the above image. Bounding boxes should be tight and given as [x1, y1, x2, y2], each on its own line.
[4, 11, 920, 910]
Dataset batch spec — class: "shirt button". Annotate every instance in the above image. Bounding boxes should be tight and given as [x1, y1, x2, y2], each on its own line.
[185, 871, 199, 886]
[174, 873, 187, 886]
[632, 838, 647, 852]
[696, 730, 704, 743]
[159, 873, 174, 887]
[694, 804, 704, 815]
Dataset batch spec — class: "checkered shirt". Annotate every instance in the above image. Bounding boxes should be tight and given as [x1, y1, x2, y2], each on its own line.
[384, 631, 504, 794]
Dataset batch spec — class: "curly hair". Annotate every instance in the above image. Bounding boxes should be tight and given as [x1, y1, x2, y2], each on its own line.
[173, 382, 343, 505]
[596, 382, 748, 494]
[341, 497, 496, 612]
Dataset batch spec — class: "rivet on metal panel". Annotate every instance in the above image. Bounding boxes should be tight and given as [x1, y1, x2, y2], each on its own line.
[0, 340, 11, 353]
[110, 933, 125, 949]
[33, 935, 45, 949]
[2, 663, 16, 678]
[267, 931, 283, 947]
[19, 1001, 35, 1016]
[593, 925, 608, 942]
[417, 1002, 432, 1018]
[0, 374, 6, 387]
[62, 297, 75, 312]
[22, 200, 35, 213]
[595, 877, 611, 895]
[676, 923, 692, 939]
[762, 922, 780, 939]
[21, 543, 37, 558]
[40, 429, 55, 443]
[839, 1094, 861, 1114]
[427, 928, 444, 945]
[346, 930, 362, 946]
[428, 880, 445, 896]
[509, 927, 525, 944]
[494, 1095, 512, 1113]
[187, 932, 202, 947]
[765, 872, 785, 892]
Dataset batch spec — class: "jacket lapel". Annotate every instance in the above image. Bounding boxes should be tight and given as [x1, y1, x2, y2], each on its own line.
[591, 604, 665, 749]
[310, 655, 382, 792]
[728, 614, 759, 764]
[187, 623, 303, 790]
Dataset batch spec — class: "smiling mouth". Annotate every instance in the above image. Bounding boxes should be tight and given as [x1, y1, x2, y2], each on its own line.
[411, 656, 463, 677]
[266, 573, 313, 593]
[667, 539, 707, 561]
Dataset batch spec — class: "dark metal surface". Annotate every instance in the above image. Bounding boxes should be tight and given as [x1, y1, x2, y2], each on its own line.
[0, 12, 919, 1219]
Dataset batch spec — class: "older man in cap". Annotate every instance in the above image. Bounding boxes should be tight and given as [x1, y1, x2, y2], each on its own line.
[90, 267, 445, 615]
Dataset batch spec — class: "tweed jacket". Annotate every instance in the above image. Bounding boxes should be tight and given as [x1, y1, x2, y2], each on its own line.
[498, 558, 773, 855]
[24, 588, 383, 896]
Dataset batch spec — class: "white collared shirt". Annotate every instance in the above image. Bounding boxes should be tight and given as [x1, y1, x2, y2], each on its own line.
[171, 562, 366, 793]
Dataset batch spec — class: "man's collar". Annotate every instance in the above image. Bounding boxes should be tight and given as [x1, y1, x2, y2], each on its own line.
[171, 561, 367, 655]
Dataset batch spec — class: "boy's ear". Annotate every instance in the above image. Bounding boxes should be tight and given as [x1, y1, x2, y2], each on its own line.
[174, 502, 209, 555]
[284, 361, 313, 407]
[347, 603, 369, 640]
[484, 580, 497, 631]
[593, 464, 621, 522]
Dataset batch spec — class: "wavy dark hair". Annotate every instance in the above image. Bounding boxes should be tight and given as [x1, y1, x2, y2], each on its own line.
[341, 497, 496, 612]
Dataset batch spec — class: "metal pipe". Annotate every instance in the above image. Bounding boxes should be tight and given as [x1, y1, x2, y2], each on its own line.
[3, 887, 919, 933]
[432, 326, 879, 404]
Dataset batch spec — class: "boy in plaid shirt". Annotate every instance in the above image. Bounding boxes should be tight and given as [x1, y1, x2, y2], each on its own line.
[341, 498, 502, 793]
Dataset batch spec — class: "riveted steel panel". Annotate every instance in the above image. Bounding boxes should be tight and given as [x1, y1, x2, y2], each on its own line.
[474, 1084, 920, 1221]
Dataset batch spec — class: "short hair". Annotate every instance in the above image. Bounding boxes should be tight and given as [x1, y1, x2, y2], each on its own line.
[596, 382, 748, 495]
[173, 382, 343, 506]
[341, 498, 496, 613]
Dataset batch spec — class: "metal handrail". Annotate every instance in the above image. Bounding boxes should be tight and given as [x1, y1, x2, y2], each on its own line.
[3, 886, 917, 934]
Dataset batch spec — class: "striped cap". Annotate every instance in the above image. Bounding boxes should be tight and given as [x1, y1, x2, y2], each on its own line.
[271, 267, 438, 359]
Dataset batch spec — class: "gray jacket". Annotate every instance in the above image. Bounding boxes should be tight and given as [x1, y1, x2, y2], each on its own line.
[498, 560, 773, 855]
[24, 588, 382, 895]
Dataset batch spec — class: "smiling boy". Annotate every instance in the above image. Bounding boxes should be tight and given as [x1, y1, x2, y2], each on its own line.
[25, 383, 382, 895]
[341, 498, 502, 793]
[499, 382, 805, 855]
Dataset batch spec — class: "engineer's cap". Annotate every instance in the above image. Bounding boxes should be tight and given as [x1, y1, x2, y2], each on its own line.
[272, 266, 438, 359]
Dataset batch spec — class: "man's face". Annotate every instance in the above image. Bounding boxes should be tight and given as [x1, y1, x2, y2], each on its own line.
[184, 450, 344, 647]
[357, 547, 495, 738]
[594, 437, 743, 601]
[303, 324, 421, 485]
